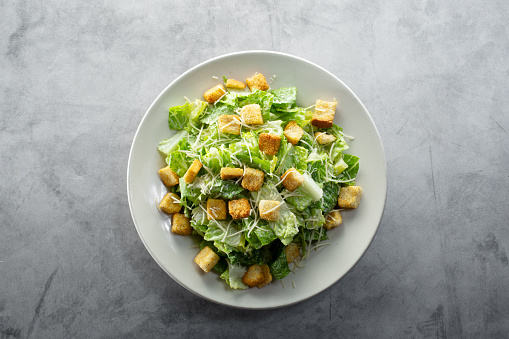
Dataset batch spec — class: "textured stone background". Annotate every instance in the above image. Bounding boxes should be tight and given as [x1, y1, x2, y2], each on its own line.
[1, 0, 508, 338]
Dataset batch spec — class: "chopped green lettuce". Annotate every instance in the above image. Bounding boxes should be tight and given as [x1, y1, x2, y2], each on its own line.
[309, 182, 340, 214]
[208, 180, 245, 200]
[204, 221, 244, 250]
[200, 104, 233, 125]
[286, 187, 314, 212]
[243, 218, 277, 249]
[271, 87, 296, 110]
[158, 130, 188, 157]
[168, 100, 208, 130]
[220, 262, 248, 289]
[269, 242, 291, 280]
[338, 154, 360, 185]
[179, 178, 201, 206]
[275, 143, 308, 176]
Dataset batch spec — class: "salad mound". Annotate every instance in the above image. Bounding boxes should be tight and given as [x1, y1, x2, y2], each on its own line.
[157, 73, 362, 289]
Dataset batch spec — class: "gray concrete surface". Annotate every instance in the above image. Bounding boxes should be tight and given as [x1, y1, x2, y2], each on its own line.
[1, 0, 508, 338]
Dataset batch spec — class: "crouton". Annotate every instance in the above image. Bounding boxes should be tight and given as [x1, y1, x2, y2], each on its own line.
[259, 200, 280, 221]
[183, 159, 202, 184]
[159, 192, 182, 214]
[203, 84, 226, 103]
[314, 132, 337, 144]
[281, 168, 304, 192]
[241, 168, 265, 191]
[158, 166, 180, 187]
[225, 79, 246, 89]
[324, 210, 342, 229]
[242, 264, 265, 287]
[194, 246, 220, 273]
[171, 213, 192, 236]
[220, 167, 244, 180]
[246, 73, 269, 91]
[283, 121, 304, 145]
[259, 133, 281, 156]
[218, 115, 241, 135]
[240, 104, 263, 125]
[228, 198, 251, 219]
[311, 100, 337, 128]
[207, 199, 227, 220]
[256, 264, 272, 288]
[285, 243, 300, 263]
[337, 186, 363, 208]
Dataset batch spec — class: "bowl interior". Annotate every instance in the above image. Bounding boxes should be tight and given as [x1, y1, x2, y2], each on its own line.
[127, 51, 387, 309]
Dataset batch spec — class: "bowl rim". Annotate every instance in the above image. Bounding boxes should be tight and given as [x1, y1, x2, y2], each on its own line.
[126, 50, 387, 309]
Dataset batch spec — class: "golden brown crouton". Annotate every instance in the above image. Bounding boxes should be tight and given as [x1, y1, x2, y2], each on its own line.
[324, 210, 342, 229]
[218, 115, 241, 135]
[256, 264, 272, 288]
[281, 168, 304, 192]
[246, 73, 269, 91]
[172, 213, 192, 236]
[240, 104, 263, 125]
[220, 167, 244, 180]
[207, 199, 227, 220]
[241, 168, 265, 191]
[283, 121, 304, 145]
[194, 246, 220, 273]
[314, 132, 337, 144]
[159, 192, 182, 214]
[259, 133, 281, 156]
[183, 159, 202, 184]
[311, 100, 337, 128]
[337, 186, 363, 208]
[284, 243, 300, 263]
[158, 166, 180, 187]
[259, 200, 280, 221]
[203, 84, 226, 103]
[228, 198, 251, 219]
[225, 79, 246, 89]
[242, 264, 266, 287]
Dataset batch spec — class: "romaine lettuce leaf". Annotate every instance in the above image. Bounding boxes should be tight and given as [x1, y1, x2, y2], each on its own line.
[208, 180, 245, 200]
[338, 154, 359, 185]
[242, 218, 277, 249]
[165, 138, 194, 176]
[200, 104, 234, 125]
[227, 247, 268, 266]
[204, 221, 245, 250]
[157, 130, 188, 157]
[307, 152, 328, 182]
[286, 187, 314, 211]
[269, 242, 291, 280]
[296, 131, 315, 151]
[179, 178, 201, 206]
[334, 157, 348, 175]
[220, 262, 248, 289]
[168, 100, 207, 130]
[275, 143, 308, 176]
[309, 182, 340, 214]
[272, 107, 313, 127]
[271, 87, 296, 110]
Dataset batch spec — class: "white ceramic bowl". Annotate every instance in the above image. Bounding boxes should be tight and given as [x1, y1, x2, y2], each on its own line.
[127, 51, 387, 309]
